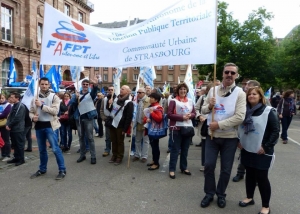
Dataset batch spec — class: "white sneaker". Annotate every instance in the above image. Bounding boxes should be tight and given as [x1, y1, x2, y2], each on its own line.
[2, 157, 11, 162]
[130, 151, 134, 156]
[94, 133, 99, 137]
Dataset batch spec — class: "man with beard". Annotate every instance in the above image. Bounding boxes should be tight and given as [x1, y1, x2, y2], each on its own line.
[100, 85, 116, 157]
[200, 63, 246, 208]
[107, 85, 133, 165]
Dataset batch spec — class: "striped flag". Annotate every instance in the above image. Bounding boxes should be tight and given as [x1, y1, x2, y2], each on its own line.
[184, 65, 195, 103]
[139, 66, 156, 88]
[113, 67, 122, 96]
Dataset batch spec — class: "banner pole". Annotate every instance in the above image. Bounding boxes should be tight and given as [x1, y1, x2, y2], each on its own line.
[211, 0, 218, 140]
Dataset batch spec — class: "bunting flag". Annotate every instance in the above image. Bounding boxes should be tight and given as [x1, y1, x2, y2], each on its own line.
[184, 65, 195, 103]
[264, 87, 272, 100]
[113, 67, 122, 96]
[39, 64, 44, 78]
[139, 66, 156, 89]
[22, 70, 38, 110]
[45, 65, 59, 92]
[8, 55, 17, 86]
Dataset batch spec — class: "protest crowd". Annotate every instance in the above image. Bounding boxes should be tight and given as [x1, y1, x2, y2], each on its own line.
[2, 62, 297, 214]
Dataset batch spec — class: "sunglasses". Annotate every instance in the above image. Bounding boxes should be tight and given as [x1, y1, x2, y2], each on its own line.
[82, 84, 89, 86]
[224, 70, 237, 75]
[108, 89, 114, 91]
[137, 92, 144, 94]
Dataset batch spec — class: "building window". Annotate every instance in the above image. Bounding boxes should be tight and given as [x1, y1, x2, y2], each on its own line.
[180, 74, 185, 81]
[156, 74, 162, 81]
[112, 67, 117, 70]
[168, 65, 174, 70]
[1, 5, 13, 42]
[1, 58, 10, 86]
[192, 64, 197, 70]
[103, 67, 108, 70]
[156, 66, 162, 70]
[134, 67, 139, 70]
[37, 23, 43, 43]
[133, 74, 139, 81]
[64, 4, 70, 16]
[123, 67, 127, 70]
[94, 67, 99, 71]
[168, 74, 174, 81]
[78, 12, 83, 22]
[180, 65, 186, 70]
[103, 74, 108, 81]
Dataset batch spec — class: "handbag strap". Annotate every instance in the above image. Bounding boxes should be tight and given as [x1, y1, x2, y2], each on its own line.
[113, 104, 124, 117]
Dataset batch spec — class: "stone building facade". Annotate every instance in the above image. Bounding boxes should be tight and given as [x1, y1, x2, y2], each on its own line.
[0, 0, 94, 87]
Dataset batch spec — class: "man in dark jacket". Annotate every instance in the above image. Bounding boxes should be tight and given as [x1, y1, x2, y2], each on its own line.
[107, 85, 133, 165]
[6, 92, 26, 166]
[94, 92, 103, 138]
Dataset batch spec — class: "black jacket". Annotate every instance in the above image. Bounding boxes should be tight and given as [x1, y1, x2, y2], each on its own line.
[241, 105, 280, 170]
[7, 102, 25, 132]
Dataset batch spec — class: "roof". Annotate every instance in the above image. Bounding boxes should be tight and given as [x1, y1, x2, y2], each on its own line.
[92, 18, 146, 28]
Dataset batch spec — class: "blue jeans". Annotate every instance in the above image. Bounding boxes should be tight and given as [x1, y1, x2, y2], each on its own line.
[104, 126, 111, 153]
[131, 136, 136, 152]
[93, 119, 99, 134]
[76, 119, 96, 158]
[169, 130, 191, 172]
[35, 128, 66, 172]
[280, 116, 293, 140]
[60, 123, 72, 148]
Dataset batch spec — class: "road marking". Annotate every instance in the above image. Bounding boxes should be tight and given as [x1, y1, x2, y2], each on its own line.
[160, 153, 170, 173]
[287, 137, 300, 146]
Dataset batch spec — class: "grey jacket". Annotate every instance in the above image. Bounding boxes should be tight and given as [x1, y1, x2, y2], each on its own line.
[7, 102, 25, 132]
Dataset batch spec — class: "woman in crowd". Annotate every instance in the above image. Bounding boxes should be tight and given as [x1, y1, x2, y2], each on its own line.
[145, 93, 163, 170]
[59, 92, 72, 152]
[0, 94, 12, 161]
[195, 83, 212, 171]
[238, 87, 279, 214]
[167, 83, 196, 179]
[277, 89, 296, 144]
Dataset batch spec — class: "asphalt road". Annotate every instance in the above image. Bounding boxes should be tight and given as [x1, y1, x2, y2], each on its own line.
[0, 117, 300, 214]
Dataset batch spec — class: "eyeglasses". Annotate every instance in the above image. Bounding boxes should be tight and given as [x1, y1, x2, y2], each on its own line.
[137, 92, 144, 94]
[108, 89, 114, 91]
[82, 84, 89, 86]
[224, 70, 237, 75]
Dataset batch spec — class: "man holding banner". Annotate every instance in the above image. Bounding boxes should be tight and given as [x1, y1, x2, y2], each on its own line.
[200, 63, 246, 208]
[69, 77, 99, 165]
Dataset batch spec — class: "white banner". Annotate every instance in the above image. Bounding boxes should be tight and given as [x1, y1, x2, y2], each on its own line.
[41, 0, 216, 67]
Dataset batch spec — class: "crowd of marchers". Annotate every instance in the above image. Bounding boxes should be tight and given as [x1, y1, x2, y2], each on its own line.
[1, 63, 297, 214]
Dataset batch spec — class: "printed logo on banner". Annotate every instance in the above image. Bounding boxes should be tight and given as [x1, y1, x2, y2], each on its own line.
[52, 21, 88, 43]
[214, 104, 226, 115]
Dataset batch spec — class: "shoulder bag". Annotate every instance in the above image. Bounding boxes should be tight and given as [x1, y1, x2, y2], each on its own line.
[104, 105, 124, 127]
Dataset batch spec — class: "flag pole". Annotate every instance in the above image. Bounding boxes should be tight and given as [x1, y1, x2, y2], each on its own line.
[211, 0, 218, 140]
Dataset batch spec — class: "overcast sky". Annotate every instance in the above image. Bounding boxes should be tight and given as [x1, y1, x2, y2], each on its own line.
[90, 0, 300, 38]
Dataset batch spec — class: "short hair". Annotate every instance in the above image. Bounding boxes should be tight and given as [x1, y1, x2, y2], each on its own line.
[82, 79, 89, 84]
[9, 92, 21, 100]
[283, 90, 294, 98]
[64, 92, 71, 97]
[148, 92, 161, 102]
[176, 82, 189, 95]
[224, 63, 239, 72]
[246, 87, 266, 105]
[39, 77, 49, 84]
[247, 80, 260, 87]
[108, 85, 114, 88]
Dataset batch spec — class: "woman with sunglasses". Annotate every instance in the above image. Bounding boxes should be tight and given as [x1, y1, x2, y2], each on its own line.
[238, 87, 279, 214]
[167, 82, 196, 179]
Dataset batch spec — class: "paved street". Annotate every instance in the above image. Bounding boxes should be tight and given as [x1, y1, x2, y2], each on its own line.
[0, 117, 300, 214]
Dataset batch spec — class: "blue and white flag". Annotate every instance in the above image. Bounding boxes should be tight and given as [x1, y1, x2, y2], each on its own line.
[32, 60, 37, 73]
[264, 87, 272, 100]
[22, 70, 38, 110]
[184, 65, 195, 104]
[8, 55, 17, 86]
[70, 66, 84, 82]
[139, 66, 156, 89]
[45, 66, 59, 92]
[57, 65, 62, 84]
[113, 67, 122, 96]
[39, 64, 44, 78]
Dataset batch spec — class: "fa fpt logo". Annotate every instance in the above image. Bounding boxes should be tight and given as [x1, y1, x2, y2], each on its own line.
[52, 21, 88, 43]
[47, 20, 91, 56]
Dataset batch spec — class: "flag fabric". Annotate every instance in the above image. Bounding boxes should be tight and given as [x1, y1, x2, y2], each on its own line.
[163, 83, 170, 95]
[39, 64, 44, 78]
[70, 66, 84, 82]
[57, 65, 62, 84]
[113, 67, 122, 96]
[45, 66, 59, 92]
[139, 66, 156, 88]
[196, 80, 203, 88]
[101, 87, 106, 95]
[178, 76, 180, 84]
[184, 65, 195, 103]
[32, 60, 37, 73]
[264, 87, 272, 100]
[22, 70, 38, 110]
[8, 55, 17, 86]
[41, 1, 217, 67]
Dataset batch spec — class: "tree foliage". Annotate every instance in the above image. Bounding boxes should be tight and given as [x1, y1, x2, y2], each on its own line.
[197, 1, 276, 87]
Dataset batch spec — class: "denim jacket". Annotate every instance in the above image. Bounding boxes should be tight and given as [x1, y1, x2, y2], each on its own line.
[69, 85, 98, 120]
